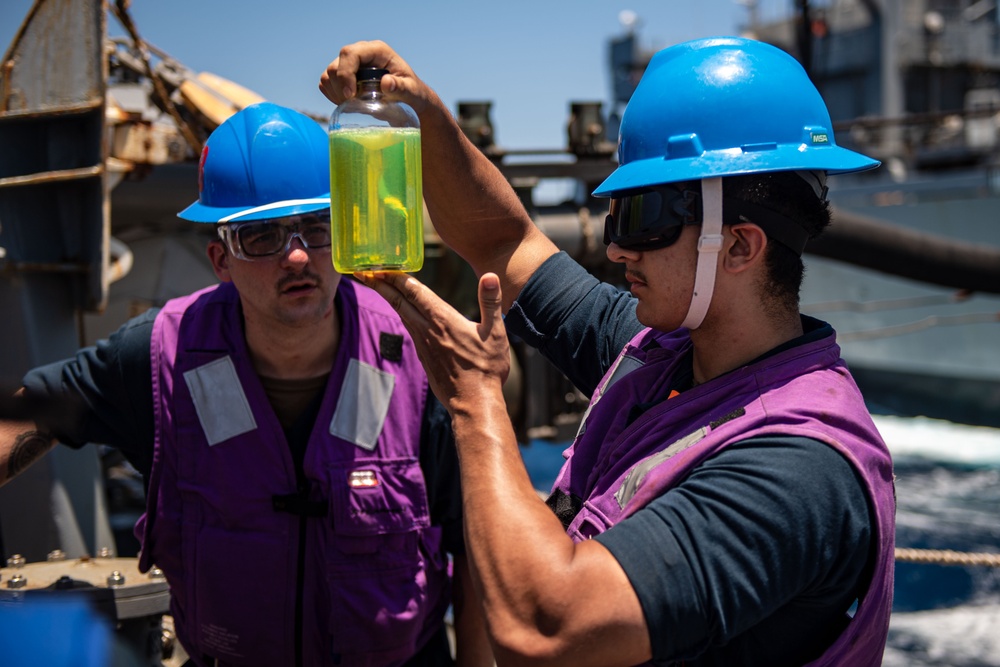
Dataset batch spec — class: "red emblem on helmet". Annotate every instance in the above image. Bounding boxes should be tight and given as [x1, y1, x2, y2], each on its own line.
[198, 144, 209, 195]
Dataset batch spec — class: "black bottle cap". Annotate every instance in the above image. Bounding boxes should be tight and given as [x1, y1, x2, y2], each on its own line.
[357, 67, 389, 81]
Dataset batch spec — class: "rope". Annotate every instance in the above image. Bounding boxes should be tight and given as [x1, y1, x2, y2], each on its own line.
[895, 547, 1000, 567]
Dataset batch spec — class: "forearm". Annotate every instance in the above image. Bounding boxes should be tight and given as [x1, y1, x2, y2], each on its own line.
[417, 97, 558, 311]
[452, 392, 563, 659]
[354, 270, 649, 664]
[0, 398, 56, 486]
[452, 552, 496, 667]
[451, 387, 649, 666]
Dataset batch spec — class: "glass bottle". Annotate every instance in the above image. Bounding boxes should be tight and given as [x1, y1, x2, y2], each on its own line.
[328, 66, 424, 273]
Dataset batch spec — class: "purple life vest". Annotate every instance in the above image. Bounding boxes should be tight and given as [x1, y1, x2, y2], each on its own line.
[135, 280, 450, 667]
[551, 326, 895, 667]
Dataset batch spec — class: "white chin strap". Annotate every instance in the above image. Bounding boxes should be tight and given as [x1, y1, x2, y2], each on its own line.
[680, 177, 724, 331]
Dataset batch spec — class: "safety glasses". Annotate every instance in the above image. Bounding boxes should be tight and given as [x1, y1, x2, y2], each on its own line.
[604, 186, 702, 251]
[218, 213, 332, 260]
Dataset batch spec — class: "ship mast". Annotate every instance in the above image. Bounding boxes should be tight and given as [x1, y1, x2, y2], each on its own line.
[878, 0, 905, 155]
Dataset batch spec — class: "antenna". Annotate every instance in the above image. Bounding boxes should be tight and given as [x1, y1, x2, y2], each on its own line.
[618, 9, 640, 34]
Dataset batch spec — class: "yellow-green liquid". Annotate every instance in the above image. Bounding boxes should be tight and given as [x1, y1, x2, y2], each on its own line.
[329, 127, 424, 273]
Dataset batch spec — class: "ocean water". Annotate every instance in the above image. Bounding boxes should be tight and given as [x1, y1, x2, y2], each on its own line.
[519, 414, 1000, 667]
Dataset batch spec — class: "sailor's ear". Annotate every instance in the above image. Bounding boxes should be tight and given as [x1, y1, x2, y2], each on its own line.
[723, 222, 768, 272]
[207, 239, 232, 282]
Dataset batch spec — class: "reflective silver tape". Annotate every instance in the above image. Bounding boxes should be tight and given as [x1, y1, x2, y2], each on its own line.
[183, 356, 257, 446]
[615, 426, 708, 509]
[329, 359, 395, 451]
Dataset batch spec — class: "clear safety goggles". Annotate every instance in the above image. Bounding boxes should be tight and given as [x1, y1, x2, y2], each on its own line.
[218, 212, 332, 260]
[604, 186, 702, 251]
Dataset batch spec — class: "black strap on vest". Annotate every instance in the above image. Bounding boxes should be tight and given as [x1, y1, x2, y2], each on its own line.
[545, 488, 585, 530]
[272, 493, 328, 517]
[710, 407, 746, 429]
[380, 332, 404, 362]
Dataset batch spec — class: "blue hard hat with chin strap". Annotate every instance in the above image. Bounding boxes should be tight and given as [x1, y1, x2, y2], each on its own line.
[593, 36, 878, 197]
[593, 36, 879, 331]
[178, 102, 331, 224]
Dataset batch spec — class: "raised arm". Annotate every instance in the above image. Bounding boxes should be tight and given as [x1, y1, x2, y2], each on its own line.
[357, 271, 651, 667]
[319, 41, 558, 311]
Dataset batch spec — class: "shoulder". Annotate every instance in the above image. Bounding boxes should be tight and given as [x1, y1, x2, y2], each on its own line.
[156, 283, 229, 321]
[595, 436, 871, 658]
[21, 308, 160, 458]
[509, 252, 636, 331]
[25, 308, 159, 389]
[717, 435, 868, 504]
[504, 252, 642, 393]
[113, 308, 159, 359]
[674, 435, 873, 558]
[601, 435, 871, 567]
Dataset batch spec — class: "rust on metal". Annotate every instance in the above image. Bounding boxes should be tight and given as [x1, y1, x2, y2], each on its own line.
[0, 164, 104, 190]
[0, 98, 103, 121]
[0, 0, 105, 116]
[1, 60, 14, 112]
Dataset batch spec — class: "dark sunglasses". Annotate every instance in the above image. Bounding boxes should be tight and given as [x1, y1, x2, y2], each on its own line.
[218, 213, 332, 260]
[604, 186, 702, 251]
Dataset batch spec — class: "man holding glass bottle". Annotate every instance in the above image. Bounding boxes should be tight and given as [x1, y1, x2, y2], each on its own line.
[322, 37, 896, 667]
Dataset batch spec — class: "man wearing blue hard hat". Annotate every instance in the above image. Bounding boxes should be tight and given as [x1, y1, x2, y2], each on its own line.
[322, 37, 895, 666]
[0, 102, 492, 667]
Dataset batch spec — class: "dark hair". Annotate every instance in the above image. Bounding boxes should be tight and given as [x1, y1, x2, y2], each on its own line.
[723, 172, 831, 312]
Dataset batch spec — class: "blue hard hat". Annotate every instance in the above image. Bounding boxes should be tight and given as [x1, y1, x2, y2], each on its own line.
[178, 102, 330, 223]
[593, 36, 879, 197]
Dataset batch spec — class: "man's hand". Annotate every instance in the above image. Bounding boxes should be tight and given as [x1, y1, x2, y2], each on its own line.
[319, 41, 434, 114]
[355, 271, 509, 417]
[321, 41, 559, 313]
[358, 272, 651, 666]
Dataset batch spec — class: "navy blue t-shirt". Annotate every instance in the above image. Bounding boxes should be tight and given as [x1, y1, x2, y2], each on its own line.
[504, 252, 873, 666]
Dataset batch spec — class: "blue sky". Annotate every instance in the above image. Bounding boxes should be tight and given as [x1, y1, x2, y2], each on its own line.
[0, 1, 791, 150]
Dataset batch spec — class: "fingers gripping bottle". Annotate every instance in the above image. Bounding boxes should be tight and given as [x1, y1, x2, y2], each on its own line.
[328, 67, 424, 273]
